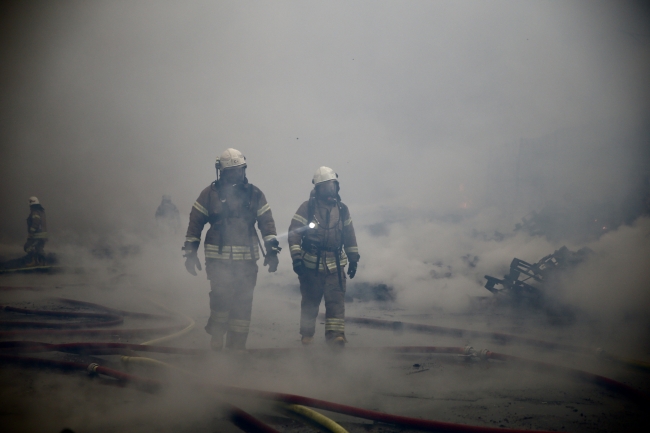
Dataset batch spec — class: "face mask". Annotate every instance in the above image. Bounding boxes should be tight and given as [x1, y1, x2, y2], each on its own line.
[317, 181, 338, 199]
[221, 167, 246, 185]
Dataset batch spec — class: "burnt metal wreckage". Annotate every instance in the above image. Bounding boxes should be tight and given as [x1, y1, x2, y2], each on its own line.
[484, 246, 592, 303]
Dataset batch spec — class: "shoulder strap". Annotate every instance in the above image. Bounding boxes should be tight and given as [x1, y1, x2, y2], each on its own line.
[336, 199, 344, 248]
[307, 196, 316, 224]
[245, 184, 254, 213]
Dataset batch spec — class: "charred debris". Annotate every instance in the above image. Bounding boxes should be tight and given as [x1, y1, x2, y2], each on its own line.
[484, 246, 591, 309]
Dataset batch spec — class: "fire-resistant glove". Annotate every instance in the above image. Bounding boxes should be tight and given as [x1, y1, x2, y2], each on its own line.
[264, 253, 279, 273]
[182, 242, 202, 276]
[347, 262, 357, 279]
[292, 259, 306, 276]
[185, 255, 202, 276]
[263, 238, 281, 273]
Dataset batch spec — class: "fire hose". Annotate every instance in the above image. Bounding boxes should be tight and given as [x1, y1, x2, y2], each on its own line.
[0, 298, 191, 339]
[0, 296, 273, 433]
[0, 352, 562, 433]
[1, 293, 648, 432]
[338, 314, 650, 372]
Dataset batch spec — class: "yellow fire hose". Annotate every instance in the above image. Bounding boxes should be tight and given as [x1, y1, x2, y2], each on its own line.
[140, 300, 195, 346]
[121, 302, 346, 433]
[120, 355, 346, 432]
[597, 348, 650, 372]
[277, 403, 349, 433]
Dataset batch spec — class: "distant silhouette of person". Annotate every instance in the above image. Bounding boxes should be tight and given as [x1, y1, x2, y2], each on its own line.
[155, 195, 180, 234]
[24, 196, 48, 266]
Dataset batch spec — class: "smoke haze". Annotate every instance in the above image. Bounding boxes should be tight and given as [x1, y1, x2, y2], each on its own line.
[1, 0, 650, 402]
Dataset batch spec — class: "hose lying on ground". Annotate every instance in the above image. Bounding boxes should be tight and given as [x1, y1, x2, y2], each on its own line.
[0, 353, 560, 433]
[0, 294, 271, 432]
[340, 314, 650, 372]
[480, 349, 648, 402]
[140, 299, 195, 346]
[0, 305, 123, 329]
[120, 355, 353, 433]
[0, 340, 205, 355]
[0, 298, 189, 339]
[2, 338, 647, 404]
[56, 298, 172, 320]
[277, 403, 349, 433]
[87, 345, 650, 429]
[1, 293, 646, 431]
[0, 353, 279, 433]
[0, 286, 48, 291]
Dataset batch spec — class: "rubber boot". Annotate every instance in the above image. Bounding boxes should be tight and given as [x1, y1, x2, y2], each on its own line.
[326, 331, 346, 350]
[205, 310, 229, 351]
[301, 335, 314, 346]
[225, 331, 248, 352]
[23, 254, 37, 268]
[210, 332, 225, 351]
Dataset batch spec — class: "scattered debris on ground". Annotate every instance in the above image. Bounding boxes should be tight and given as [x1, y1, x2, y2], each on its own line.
[483, 246, 592, 305]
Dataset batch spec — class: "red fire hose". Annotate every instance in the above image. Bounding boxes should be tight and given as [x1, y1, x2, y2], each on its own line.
[0, 353, 560, 433]
[0, 353, 279, 433]
[340, 315, 586, 353]
[1, 293, 647, 432]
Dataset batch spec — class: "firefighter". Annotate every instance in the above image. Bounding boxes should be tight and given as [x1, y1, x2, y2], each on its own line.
[183, 148, 280, 351]
[24, 196, 48, 266]
[288, 167, 359, 348]
[155, 194, 180, 233]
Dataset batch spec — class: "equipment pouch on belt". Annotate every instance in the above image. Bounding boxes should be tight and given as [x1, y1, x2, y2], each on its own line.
[301, 238, 321, 255]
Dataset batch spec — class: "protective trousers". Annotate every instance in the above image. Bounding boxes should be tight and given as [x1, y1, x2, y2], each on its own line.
[23, 239, 46, 265]
[299, 268, 346, 340]
[204, 260, 258, 349]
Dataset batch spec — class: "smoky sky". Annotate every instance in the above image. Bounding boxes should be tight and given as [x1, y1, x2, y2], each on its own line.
[1, 0, 649, 244]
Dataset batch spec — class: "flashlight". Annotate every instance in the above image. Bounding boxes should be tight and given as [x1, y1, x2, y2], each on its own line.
[309, 222, 316, 229]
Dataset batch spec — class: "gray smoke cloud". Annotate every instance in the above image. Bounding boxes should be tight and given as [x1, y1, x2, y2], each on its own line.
[1, 0, 649, 360]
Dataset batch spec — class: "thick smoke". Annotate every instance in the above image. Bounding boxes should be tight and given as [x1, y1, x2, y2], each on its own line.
[0, 2, 648, 305]
[0, 0, 648, 334]
[1, 2, 650, 431]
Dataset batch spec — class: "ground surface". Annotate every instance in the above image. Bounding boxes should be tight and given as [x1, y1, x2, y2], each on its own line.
[1, 270, 649, 433]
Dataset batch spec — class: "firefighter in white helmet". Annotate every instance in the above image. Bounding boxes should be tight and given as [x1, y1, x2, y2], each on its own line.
[24, 196, 48, 266]
[183, 148, 280, 351]
[288, 167, 360, 348]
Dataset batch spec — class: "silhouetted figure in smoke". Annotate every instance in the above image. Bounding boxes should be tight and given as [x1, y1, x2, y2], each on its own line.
[155, 194, 180, 234]
[23, 196, 48, 266]
[182, 148, 280, 351]
[288, 167, 360, 348]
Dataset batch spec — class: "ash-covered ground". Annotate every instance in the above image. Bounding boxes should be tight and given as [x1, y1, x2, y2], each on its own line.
[1, 218, 649, 433]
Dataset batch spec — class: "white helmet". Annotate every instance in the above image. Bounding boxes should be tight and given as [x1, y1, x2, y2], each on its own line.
[28, 196, 39, 205]
[216, 148, 247, 170]
[312, 166, 338, 185]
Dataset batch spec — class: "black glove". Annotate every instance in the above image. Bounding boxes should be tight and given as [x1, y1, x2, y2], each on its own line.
[185, 255, 202, 276]
[264, 253, 279, 273]
[347, 262, 357, 279]
[182, 243, 202, 276]
[292, 259, 306, 276]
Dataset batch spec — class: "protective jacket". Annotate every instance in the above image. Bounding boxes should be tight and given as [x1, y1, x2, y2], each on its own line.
[26, 205, 48, 240]
[185, 180, 277, 261]
[288, 192, 359, 272]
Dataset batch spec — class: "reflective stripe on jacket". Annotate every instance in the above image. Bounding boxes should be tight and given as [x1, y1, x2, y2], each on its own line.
[184, 181, 277, 261]
[288, 193, 359, 272]
[205, 243, 260, 260]
[26, 207, 48, 240]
